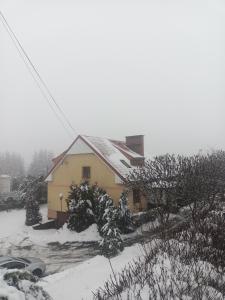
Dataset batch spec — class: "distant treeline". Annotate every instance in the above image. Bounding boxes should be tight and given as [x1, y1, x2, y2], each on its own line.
[0, 150, 53, 179]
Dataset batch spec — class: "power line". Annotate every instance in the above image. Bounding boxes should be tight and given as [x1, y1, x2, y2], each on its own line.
[0, 16, 73, 138]
[0, 10, 75, 138]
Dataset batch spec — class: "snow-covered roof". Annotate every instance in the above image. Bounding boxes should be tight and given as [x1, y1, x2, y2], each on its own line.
[46, 135, 144, 181]
[82, 135, 139, 178]
[110, 139, 143, 159]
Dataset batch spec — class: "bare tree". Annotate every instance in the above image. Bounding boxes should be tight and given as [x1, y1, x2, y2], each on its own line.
[176, 151, 225, 225]
[126, 151, 225, 226]
[126, 154, 180, 225]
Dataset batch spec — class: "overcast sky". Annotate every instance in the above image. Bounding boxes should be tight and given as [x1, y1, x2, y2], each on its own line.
[1, 0, 225, 163]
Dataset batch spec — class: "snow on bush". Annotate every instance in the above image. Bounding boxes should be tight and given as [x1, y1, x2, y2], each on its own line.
[67, 182, 103, 232]
[99, 205, 124, 258]
[0, 270, 51, 300]
[67, 183, 136, 257]
[94, 239, 225, 300]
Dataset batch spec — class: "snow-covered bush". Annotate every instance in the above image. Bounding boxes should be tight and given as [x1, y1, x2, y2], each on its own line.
[96, 191, 135, 235]
[127, 151, 225, 227]
[0, 270, 52, 300]
[24, 186, 42, 226]
[67, 184, 134, 256]
[94, 239, 225, 299]
[175, 209, 225, 271]
[3, 271, 37, 288]
[19, 176, 47, 205]
[67, 182, 105, 232]
[95, 194, 225, 298]
[95, 193, 114, 235]
[99, 205, 124, 258]
[25, 198, 42, 226]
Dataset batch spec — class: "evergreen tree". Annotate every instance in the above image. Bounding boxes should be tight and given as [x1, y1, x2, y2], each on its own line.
[0, 152, 25, 177]
[22, 176, 44, 225]
[95, 193, 114, 234]
[28, 150, 53, 177]
[99, 205, 124, 257]
[67, 182, 104, 232]
[24, 177, 42, 225]
[25, 195, 42, 226]
[117, 190, 135, 234]
[19, 176, 47, 206]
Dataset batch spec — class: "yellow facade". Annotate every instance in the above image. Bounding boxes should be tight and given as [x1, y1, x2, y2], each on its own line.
[47, 153, 147, 219]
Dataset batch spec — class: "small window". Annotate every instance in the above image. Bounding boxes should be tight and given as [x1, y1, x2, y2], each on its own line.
[82, 166, 91, 179]
[133, 189, 141, 204]
[120, 160, 131, 168]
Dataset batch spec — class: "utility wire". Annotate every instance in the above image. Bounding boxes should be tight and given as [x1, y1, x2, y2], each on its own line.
[0, 10, 75, 137]
[0, 17, 73, 138]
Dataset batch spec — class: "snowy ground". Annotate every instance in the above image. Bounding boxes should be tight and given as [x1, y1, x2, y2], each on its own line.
[1, 207, 224, 299]
[40, 244, 142, 300]
[0, 206, 102, 274]
[0, 205, 101, 245]
[0, 206, 154, 299]
[0, 206, 145, 275]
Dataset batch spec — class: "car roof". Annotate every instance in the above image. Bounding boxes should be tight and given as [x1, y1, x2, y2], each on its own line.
[0, 256, 27, 264]
[0, 256, 13, 263]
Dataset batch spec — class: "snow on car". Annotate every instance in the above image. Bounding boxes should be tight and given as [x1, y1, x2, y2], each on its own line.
[0, 256, 46, 277]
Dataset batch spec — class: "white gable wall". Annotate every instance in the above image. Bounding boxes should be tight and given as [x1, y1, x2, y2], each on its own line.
[46, 137, 125, 184]
[67, 137, 94, 155]
[46, 137, 94, 182]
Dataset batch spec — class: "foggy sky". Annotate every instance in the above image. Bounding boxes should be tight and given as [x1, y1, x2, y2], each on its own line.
[1, 0, 225, 164]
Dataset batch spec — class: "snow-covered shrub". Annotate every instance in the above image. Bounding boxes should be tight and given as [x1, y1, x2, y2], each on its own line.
[94, 195, 225, 298]
[3, 271, 37, 288]
[25, 199, 42, 226]
[20, 176, 47, 225]
[67, 182, 106, 232]
[175, 209, 225, 271]
[67, 183, 126, 256]
[95, 193, 114, 235]
[19, 176, 47, 206]
[0, 270, 52, 300]
[99, 205, 124, 258]
[117, 191, 135, 234]
[94, 239, 225, 300]
[127, 151, 225, 226]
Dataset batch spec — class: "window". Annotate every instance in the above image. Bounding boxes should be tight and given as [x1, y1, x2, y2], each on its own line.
[82, 166, 91, 179]
[120, 160, 131, 168]
[133, 189, 141, 204]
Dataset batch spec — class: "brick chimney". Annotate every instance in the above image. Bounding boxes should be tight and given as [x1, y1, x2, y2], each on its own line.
[125, 135, 144, 156]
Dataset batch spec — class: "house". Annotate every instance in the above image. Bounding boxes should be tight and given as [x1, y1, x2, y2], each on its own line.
[45, 134, 146, 225]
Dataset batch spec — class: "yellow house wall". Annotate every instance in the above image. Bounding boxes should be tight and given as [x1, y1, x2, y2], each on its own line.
[48, 153, 147, 218]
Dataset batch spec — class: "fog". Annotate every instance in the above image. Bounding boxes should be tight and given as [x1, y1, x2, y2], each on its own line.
[1, 0, 225, 163]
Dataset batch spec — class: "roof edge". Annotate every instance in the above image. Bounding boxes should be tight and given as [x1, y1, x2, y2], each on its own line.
[44, 135, 126, 182]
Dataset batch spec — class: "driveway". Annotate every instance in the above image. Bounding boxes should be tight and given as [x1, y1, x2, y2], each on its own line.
[0, 240, 100, 275]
